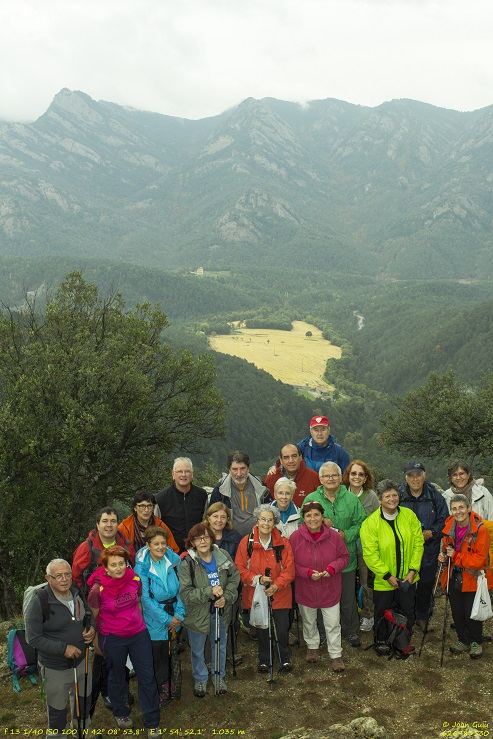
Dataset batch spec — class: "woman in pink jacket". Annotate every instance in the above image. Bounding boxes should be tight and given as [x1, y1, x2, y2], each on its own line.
[289, 501, 349, 672]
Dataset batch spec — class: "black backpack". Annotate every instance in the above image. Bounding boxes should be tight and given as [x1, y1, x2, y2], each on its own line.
[373, 609, 412, 660]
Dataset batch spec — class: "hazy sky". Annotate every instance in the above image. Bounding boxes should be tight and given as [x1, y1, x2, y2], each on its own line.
[1, 0, 491, 122]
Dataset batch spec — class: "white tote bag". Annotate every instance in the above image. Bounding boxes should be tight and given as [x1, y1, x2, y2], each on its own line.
[250, 582, 269, 629]
[470, 571, 493, 621]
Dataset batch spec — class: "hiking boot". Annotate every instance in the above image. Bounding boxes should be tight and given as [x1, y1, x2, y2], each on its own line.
[375, 642, 390, 656]
[414, 618, 427, 632]
[288, 631, 299, 646]
[218, 678, 227, 694]
[347, 633, 361, 647]
[102, 694, 112, 709]
[360, 617, 374, 632]
[257, 663, 269, 673]
[306, 648, 319, 663]
[280, 662, 292, 673]
[193, 681, 207, 697]
[116, 717, 133, 729]
[331, 657, 345, 673]
[450, 640, 469, 654]
[469, 642, 483, 659]
[227, 653, 244, 665]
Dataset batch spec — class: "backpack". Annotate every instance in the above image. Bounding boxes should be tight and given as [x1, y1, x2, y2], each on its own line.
[374, 609, 412, 660]
[6, 624, 38, 693]
[6, 583, 54, 693]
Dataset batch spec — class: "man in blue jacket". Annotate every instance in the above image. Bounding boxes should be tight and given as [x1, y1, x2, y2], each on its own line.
[297, 416, 350, 474]
[398, 461, 448, 628]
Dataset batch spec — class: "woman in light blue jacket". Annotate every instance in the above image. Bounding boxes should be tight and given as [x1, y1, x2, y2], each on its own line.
[134, 526, 185, 702]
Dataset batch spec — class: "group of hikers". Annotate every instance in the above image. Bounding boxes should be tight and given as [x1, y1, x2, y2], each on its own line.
[24, 415, 493, 735]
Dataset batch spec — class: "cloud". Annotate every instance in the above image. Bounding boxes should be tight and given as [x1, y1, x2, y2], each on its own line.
[0, 0, 492, 122]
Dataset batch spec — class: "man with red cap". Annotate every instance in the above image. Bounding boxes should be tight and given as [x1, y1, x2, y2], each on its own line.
[297, 416, 350, 474]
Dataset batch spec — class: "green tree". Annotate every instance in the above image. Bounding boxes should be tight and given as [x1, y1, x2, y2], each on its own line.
[379, 371, 491, 466]
[0, 273, 224, 617]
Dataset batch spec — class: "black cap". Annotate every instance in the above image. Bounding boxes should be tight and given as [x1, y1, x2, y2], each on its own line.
[404, 461, 425, 474]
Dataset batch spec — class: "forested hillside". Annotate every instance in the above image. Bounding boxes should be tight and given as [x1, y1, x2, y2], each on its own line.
[4, 256, 492, 484]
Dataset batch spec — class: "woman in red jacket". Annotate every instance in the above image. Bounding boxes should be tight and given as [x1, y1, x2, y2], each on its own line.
[438, 494, 493, 660]
[235, 504, 294, 672]
[289, 501, 349, 672]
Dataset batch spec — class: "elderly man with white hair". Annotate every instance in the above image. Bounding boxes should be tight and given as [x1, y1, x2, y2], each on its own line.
[155, 457, 208, 553]
[301, 461, 366, 647]
[25, 559, 95, 734]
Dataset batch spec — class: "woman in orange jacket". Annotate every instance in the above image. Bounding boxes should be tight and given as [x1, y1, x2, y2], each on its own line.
[438, 493, 493, 660]
[235, 504, 294, 672]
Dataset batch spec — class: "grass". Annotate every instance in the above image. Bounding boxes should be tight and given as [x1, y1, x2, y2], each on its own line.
[209, 321, 341, 390]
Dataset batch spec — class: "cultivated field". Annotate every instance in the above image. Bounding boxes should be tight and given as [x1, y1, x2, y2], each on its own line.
[209, 321, 341, 390]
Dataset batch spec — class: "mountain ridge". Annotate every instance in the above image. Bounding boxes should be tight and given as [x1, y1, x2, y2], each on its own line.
[1, 89, 492, 278]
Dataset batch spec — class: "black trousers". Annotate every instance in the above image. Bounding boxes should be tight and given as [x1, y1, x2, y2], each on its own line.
[448, 572, 483, 645]
[373, 584, 416, 641]
[256, 608, 291, 666]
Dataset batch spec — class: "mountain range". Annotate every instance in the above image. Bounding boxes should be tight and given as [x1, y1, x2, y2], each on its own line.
[1, 89, 492, 278]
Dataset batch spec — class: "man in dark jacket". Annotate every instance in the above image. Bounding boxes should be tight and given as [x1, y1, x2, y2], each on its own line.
[155, 457, 208, 553]
[399, 461, 448, 628]
[25, 559, 95, 733]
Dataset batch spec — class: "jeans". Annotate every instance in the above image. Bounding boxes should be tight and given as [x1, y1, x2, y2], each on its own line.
[100, 629, 159, 729]
[188, 611, 227, 682]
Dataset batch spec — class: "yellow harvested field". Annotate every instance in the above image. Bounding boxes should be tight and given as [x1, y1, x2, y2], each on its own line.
[209, 321, 341, 390]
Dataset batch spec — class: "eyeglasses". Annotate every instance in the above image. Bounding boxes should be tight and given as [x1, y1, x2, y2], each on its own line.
[136, 503, 154, 510]
[451, 472, 467, 478]
[320, 474, 339, 480]
[175, 470, 192, 475]
[258, 517, 274, 524]
[194, 535, 211, 542]
[47, 572, 72, 581]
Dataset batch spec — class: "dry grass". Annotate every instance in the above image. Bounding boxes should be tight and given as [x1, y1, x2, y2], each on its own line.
[209, 321, 341, 391]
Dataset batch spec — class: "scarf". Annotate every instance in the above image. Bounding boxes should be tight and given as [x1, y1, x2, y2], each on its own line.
[451, 478, 475, 503]
[134, 512, 155, 550]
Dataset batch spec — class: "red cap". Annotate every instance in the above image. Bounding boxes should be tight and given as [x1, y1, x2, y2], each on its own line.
[310, 415, 330, 428]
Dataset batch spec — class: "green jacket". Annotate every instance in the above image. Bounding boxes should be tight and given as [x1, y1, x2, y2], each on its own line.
[360, 506, 424, 591]
[178, 544, 240, 633]
[301, 485, 366, 572]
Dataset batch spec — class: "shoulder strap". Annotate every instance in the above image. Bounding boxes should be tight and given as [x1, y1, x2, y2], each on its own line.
[184, 555, 196, 588]
[36, 585, 52, 623]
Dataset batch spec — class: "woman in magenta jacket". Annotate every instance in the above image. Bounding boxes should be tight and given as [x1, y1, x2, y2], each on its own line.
[289, 501, 349, 672]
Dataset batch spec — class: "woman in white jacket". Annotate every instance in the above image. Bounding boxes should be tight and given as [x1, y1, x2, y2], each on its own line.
[442, 460, 493, 519]
[272, 478, 300, 539]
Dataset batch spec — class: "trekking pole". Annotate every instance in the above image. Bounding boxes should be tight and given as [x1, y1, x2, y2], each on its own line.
[82, 647, 89, 732]
[82, 612, 91, 732]
[264, 568, 275, 688]
[73, 659, 82, 739]
[440, 557, 452, 668]
[213, 605, 222, 696]
[268, 596, 283, 668]
[229, 621, 237, 677]
[419, 561, 445, 657]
